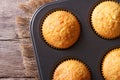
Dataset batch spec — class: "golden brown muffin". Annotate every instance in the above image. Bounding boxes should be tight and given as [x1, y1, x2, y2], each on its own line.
[53, 60, 91, 80]
[91, 1, 120, 39]
[102, 48, 120, 80]
[42, 11, 80, 49]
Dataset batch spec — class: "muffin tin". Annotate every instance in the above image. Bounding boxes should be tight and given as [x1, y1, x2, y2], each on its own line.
[30, 0, 120, 80]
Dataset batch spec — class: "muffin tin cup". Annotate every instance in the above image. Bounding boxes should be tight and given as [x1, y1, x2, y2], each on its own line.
[52, 58, 91, 80]
[30, 0, 120, 80]
[90, 0, 120, 40]
[101, 47, 120, 79]
[41, 9, 81, 50]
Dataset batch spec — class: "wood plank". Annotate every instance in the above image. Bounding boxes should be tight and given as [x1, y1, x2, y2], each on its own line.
[0, 22, 18, 40]
[0, 78, 35, 80]
[0, 0, 27, 18]
[0, 0, 41, 78]
[0, 0, 28, 40]
[0, 0, 35, 78]
[0, 41, 26, 77]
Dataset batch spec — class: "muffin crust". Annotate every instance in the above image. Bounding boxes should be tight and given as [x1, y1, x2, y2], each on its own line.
[42, 11, 80, 49]
[91, 1, 120, 39]
[53, 60, 91, 80]
[102, 48, 120, 80]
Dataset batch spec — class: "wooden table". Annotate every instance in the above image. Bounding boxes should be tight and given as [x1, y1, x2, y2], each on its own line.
[0, 0, 34, 79]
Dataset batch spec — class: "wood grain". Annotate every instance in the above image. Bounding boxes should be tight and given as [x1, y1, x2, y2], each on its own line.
[0, 0, 35, 79]
[0, 78, 35, 80]
[0, 41, 26, 77]
[0, 0, 52, 79]
[0, 0, 27, 40]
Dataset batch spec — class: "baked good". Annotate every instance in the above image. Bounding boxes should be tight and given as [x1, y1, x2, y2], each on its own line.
[42, 11, 80, 49]
[91, 1, 120, 39]
[53, 59, 91, 80]
[102, 48, 120, 80]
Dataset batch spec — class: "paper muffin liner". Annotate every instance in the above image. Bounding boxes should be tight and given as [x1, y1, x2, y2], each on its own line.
[51, 58, 91, 80]
[40, 9, 80, 50]
[89, 0, 120, 40]
[101, 47, 120, 79]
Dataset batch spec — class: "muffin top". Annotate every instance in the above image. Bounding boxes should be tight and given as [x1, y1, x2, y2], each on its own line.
[53, 60, 91, 80]
[91, 1, 120, 39]
[102, 48, 120, 80]
[42, 11, 80, 49]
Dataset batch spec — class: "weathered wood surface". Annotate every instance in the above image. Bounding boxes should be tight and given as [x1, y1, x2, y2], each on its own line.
[0, 0, 36, 79]
[0, 41, 25, 78]
[0, 78, 34, 80]
[0, 0, 27, 40]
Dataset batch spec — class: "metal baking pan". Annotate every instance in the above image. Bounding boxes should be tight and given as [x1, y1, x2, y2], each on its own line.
[30, 0, 120, 80]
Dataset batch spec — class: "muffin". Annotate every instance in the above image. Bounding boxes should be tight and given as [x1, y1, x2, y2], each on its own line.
[91, 1, 120, 39]
[42, 11, 80, 49]
[102, 48, 120, 80]
[53, 59, 91, 80]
